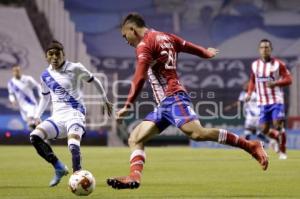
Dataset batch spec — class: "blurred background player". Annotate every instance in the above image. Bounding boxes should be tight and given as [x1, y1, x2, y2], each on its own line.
[224, 82, 270, 144]
[29, 40, 113, 187]
[246, 39, 292, 160]
[107, 13, 268, 190]
[7, 65, 41, 130]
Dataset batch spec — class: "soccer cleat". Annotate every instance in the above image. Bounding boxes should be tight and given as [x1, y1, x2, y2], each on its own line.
[269, 139, 279, 153]
[107, 176, 140, 189]
[249, 141, 269, 171]
[279, 152, 287, 160]
[49, 165, 69, 187]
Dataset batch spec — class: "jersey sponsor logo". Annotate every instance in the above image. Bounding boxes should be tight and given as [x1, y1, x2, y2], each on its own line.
[41, 70, 86, 115]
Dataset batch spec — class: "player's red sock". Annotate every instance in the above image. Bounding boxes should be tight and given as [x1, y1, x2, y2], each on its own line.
[279, 130, 287, 154]
[218, 129, 252, 152]
[129, 150, 145, 181]
[268, 129, 280, 142]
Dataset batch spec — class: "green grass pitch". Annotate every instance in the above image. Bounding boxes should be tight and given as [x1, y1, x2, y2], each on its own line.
[0, 146, 299, 199]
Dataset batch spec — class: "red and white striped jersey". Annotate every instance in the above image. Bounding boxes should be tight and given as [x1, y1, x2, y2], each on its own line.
[248, 58, 292, 106]
[125, 29, 214, 106]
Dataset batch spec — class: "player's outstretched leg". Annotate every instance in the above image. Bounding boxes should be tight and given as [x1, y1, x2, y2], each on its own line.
[218, 129, 269, 170]
[181, 121, 269, 171]
[107, 149, 145, 189]
[29, 133, 69, 187]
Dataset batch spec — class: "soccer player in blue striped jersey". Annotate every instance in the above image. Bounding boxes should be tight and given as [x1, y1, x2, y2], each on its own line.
[7, 65, 41, 130]
[30, 40, 113, 187]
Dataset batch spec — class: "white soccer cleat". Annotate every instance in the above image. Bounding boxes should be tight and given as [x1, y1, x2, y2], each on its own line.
[269, 139, 279, 153]
[279, 152, 287, 160]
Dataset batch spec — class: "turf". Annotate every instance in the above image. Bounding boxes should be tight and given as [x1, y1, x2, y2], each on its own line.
[0, 146, 299, 199]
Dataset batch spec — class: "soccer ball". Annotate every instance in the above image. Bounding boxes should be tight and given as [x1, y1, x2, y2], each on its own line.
[68, 170, 96, 196]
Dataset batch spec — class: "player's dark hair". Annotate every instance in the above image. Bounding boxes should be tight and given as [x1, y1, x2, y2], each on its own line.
[259, 38, 273, 49]
[122, 13, 146, 28]
[46, 40, 64, 53]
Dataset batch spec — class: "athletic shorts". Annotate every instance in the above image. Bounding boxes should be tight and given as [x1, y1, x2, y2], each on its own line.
[259, 103, 285, 124]
[245, 116, 259, 129]
[36, 110, 86, 140]
[144, 92, 198, 132]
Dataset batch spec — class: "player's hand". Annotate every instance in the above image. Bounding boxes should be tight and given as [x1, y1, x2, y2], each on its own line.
[207, 48, 219, 58]
[102, 101, 113, 117]
[28, 117, 41, 130]
[116, 106, 129, 122]
[267, 82, 276, 88]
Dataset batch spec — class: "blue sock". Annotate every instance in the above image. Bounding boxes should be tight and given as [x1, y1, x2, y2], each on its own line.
[69, 144, 81, 172]
[245, 134, 251, 140]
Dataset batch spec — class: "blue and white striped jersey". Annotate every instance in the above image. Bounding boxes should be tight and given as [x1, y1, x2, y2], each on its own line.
[40, 61, 93, 116]
[8, 75, 40, 119]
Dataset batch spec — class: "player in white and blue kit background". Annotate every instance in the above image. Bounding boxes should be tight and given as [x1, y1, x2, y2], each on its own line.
[7, 65, 41, 130]
[225, 82, 269, 144]
[238, 90, 269, 143]
[29, 41, 113, 187]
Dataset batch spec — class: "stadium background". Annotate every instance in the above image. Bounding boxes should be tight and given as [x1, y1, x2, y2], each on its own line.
[0, 0, 299, 148]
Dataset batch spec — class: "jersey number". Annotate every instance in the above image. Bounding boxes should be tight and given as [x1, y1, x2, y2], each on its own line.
[161, 50, 176, 70]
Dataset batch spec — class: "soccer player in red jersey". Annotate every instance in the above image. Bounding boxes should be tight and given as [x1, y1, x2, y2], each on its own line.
[246, 39, 292, 160]
[107, 13, 268, 189]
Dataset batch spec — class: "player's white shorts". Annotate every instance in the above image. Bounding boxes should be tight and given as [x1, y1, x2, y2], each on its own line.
[20, 104, 37, 121]
[36, 110, 86, 140]
[244, 116, 259, 129]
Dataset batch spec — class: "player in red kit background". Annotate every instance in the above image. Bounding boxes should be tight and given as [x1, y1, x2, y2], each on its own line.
[246, 39, 292, 160]
[107, 13, 268, 190]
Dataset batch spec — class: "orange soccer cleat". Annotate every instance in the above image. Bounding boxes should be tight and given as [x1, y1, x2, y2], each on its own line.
[249, 141, 269, 171]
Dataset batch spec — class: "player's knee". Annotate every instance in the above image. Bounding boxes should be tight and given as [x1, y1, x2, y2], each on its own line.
[29, 127, 46, 142]
[68, 134, 81, 146]
[68, 124, 85, 139]
[29, 134, 43, 145]
[128, 136, 139, 147]
[190, 128, 208, 141]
